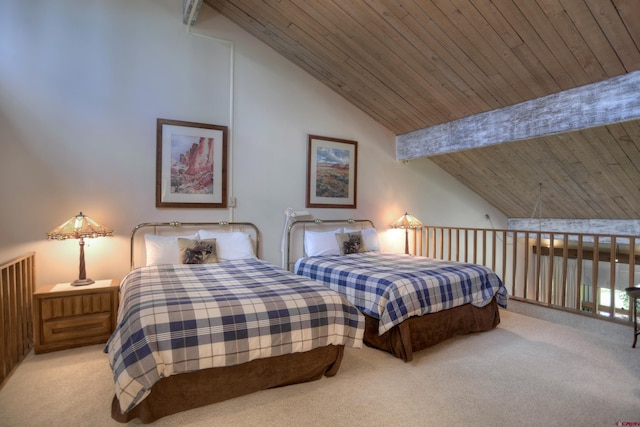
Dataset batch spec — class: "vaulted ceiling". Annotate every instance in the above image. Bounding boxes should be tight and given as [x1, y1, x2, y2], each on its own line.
[200, 0, 640, 220]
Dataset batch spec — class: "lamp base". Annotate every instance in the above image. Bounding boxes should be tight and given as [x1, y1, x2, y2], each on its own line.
[71, 278, 95, 286]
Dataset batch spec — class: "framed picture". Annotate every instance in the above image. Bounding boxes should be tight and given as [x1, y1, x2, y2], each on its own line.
[306, 135, 358, 208]
[156, 118, 228, 208]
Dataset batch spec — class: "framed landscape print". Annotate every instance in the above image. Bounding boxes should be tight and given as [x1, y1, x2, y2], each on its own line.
[156, 118, 228, 208]
[306, 135, 358, 208]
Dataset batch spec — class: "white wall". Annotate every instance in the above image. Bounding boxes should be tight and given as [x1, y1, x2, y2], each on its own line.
[0, 0, 506, 288]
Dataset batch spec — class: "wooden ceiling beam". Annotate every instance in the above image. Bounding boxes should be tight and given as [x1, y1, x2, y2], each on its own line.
[183, 0, 204, 25]
[396, 71, 640, 160]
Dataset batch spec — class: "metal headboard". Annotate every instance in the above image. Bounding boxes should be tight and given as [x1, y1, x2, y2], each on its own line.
[286, 219, 375, 271]
[130, 221, 260, 269]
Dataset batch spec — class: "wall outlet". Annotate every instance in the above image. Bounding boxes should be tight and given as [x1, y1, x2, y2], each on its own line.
[229, 197, 237, 208]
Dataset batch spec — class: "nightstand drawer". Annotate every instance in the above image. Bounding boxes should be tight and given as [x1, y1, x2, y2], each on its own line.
[39, 293, 113, 321]
[41, 312, 113, 345]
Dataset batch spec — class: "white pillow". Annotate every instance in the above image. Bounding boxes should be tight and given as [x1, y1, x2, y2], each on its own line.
[145, 233, 199, 266]
[304, 228, 343, 256]
[344, 227, 381, 251]
[198, 230, 255, 260]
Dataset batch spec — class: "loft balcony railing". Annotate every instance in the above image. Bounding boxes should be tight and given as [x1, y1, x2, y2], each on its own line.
[420, 226, 639, 324]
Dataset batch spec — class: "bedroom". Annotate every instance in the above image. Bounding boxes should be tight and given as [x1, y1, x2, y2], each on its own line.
[1, 0, 639, 425]
[0, 0, 508, 285]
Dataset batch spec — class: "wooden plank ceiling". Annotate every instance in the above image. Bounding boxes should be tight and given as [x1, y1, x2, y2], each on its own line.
[204, 0, 640, 220]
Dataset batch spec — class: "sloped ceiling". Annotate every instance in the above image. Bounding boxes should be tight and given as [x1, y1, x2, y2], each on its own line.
[203, 0, 640, 220]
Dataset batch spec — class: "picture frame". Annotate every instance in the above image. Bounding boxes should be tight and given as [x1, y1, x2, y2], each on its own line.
[306, 134, 358, 209]
[156, 118, 228, 208]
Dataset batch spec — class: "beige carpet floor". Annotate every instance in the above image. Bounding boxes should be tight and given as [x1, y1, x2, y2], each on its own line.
[1, 302, 639, 426]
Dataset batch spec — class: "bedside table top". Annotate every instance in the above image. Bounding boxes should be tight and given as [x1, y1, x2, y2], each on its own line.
[35, 279, 119, 296]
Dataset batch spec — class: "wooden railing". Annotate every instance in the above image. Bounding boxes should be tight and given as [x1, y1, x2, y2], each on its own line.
[422, 226, 638, 324]
[0, 253, 35, 386]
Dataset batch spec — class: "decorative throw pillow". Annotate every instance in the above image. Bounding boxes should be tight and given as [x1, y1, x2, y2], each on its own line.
[344, 227, 381, 251]
[335, 231, 367, 255]
[178, 238, 218, 264]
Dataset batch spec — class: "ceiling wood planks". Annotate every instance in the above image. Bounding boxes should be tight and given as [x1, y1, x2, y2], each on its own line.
[203, 0, 640, 220]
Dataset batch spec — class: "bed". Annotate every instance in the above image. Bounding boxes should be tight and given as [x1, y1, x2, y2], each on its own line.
[287, 219, 508, 362]
[106, 221, 364, 423]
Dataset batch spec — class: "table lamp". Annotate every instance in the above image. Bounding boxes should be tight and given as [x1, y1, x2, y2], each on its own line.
[390, 212, 423, 255]
[46, 212, 113, 286]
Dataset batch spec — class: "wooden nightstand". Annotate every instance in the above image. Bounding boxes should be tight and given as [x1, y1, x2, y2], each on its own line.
[33, 279, 119, 354]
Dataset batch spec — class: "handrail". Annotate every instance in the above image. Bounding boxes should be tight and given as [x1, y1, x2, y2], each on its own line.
[423, 225, 639, 324]
[0, 252, 35, 386]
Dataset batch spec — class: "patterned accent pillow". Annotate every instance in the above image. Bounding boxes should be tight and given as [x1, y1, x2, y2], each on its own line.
[344, 227, 381, 251]
[178, 238, 218, 264]
[335, 231, 367, 255]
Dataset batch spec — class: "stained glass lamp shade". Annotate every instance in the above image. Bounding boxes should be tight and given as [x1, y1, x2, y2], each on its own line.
[46, 212, 113, 286]
[390, 212, 423, 255]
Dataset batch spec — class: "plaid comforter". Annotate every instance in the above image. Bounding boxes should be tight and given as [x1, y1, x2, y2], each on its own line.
[294, 252, 508, 335]
[106, 259, 364, 413]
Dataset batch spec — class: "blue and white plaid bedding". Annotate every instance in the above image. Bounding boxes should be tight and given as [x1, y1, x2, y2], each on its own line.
[294, 252, 508, 335]
[106, 258, 364, 413]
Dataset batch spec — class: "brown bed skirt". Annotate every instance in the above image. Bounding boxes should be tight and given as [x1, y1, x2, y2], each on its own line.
[363, 297, 501, 362]
[111, 344, 345, 424]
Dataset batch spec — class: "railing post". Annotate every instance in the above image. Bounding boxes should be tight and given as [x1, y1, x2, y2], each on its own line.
[630, 236, 636, 288]
[609, 236, 616, 318]
[561, 233, 569, 308]
[432, 228, 437, 259]
[629, 237, 636, 320]
[592, 238, 600, 315]
[535, 233, 541, 302]
[513, 231, 519, 299]
[576, 235, 583, 311]
[548, 233, 555, 305]
[482, 229, 487, 267]
[473, 229, 478, 265]
[523, 231, 529, 301]
[502, 230, 507, 292]
[425, 227, 430, 258]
